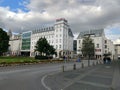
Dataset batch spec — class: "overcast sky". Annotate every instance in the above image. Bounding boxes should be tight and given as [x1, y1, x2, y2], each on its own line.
[0, 0, 120, 42]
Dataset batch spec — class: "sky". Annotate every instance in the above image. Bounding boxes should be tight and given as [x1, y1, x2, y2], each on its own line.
[0, 0, 120, 43]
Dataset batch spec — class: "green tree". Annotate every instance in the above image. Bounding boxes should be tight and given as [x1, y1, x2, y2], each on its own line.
[81, 36, 95, 59]
[35, 37, 56, 56]
[46, 45, 57, 56]
[0, 28, 9, 56]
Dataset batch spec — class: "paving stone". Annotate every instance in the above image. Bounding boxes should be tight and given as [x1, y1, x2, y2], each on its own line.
[64, 73, 80, 79]
[65, 82, 110, 90]
[81, 75, 112, 85]
[45, 61, 120, 90]
[91, 71, 113, 77]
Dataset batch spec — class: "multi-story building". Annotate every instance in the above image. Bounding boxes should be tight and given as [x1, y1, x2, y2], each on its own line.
[73, 40, 77, 54]
[30, 18, 74, 58]
[8, 31, 21, 56]
[115, 44, 120, 59]
[104, 38, 115, 59]
[21, 31, 31, 56]
[9, 18, 74, 58]
[77, 29, 115, 60]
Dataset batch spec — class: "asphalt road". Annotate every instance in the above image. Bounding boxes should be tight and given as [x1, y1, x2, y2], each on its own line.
[0, 60, 97, 90]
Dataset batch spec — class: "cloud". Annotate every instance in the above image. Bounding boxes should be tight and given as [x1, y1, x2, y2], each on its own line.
[105, 24, 120, 42]
[114, 38, 120, 44]
[0, 0, 120, 41]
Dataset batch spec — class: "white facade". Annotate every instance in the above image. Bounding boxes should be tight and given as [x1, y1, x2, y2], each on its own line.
[9, 34, 21, 56]
[77, 29, 115, 60]
[31, 28, 54, 56]
[104, 38, 115, 59]
[115, 44, 120, 59]
[30, 18, 74, 58]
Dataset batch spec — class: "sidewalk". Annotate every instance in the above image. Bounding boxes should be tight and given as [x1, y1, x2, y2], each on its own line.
[44, 61, 120, 90]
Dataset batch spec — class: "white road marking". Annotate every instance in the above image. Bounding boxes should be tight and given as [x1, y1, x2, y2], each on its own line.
[41, 75, 52, 90]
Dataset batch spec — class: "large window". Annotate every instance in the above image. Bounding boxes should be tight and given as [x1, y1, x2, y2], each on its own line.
[56, 39, 58, 43]
[56, 45, 58, 49]
[105, 40, 107, 44]
[97, 44, 99, 48]
[105, 45, 107, 48]
[60, 39, 61, 43]
[59, 45, 61, 49]
[79, 40, 81, 44]
[21, 32, 31, 50]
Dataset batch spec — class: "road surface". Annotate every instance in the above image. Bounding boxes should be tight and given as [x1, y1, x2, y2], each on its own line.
[0, 60, 97, 90]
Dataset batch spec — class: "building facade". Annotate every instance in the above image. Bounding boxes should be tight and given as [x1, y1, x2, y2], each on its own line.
[30, 18, 74, 58]
[114, 44, 120, 59]
[9, 18, 74, 58]
[77, 29, 115, 60]
[21, 31, 31, 56]
[104, 38, 115, 60]
[73, 40, 77, 54]
[8, 33, 21, 56]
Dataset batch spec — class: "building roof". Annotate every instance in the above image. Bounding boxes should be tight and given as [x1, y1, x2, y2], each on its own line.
[115, 44, 120, 46]
[68, 28, 74, 37]
[77, 29, 104, 39]
[32, 26, 54, 34]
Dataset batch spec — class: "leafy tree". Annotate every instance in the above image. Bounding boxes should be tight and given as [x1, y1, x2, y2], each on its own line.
[81, 36, 95, 59]
[35, 37, 56, 56]
[46, 45, 57, 56]
[0, 28, 9, 56]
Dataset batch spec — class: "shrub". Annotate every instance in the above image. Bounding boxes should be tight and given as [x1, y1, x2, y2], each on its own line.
[35, 55, 48, 60]
[0, 62, 6, 64]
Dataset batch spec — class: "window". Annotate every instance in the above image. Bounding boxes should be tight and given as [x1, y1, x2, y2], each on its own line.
[60, 34, 62, 37]
[97, 44, 99, 48]
[59, 45, 61, 48]
[56, 45, 58, 49]
[79, 40, 81, 44]
[60, 39, 61, 43]
[105, 45, 107, 48]
[105, 50, 107, 53]
[56, 39, 58, 43]
[105, 40, 107, 44]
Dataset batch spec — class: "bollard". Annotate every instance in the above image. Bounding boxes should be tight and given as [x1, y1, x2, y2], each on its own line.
[98, 61, 100, 64]
[92, 62, 95, 66]
[62, 65, 65, 72]
[73, 64, 76, 70]
[98, 61, 99, 64]
[110, 87, 114, 90]
[100, 61, 102, 64]
[96, 61, 98, 65]
[81, 63, 84, 68]
[99, 61, 101, 64]
[99, 61, 100, 64]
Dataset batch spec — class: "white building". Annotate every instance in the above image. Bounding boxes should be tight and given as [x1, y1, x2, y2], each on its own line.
[77, 29, 115, 60]
[9, 33, 21, 56]
[104, 38, 115, 59]
[21, 31, 31, 56]
[22, 18, 74, 58]
[8, 18, 74, 58]
[114, 44, 120, 59]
